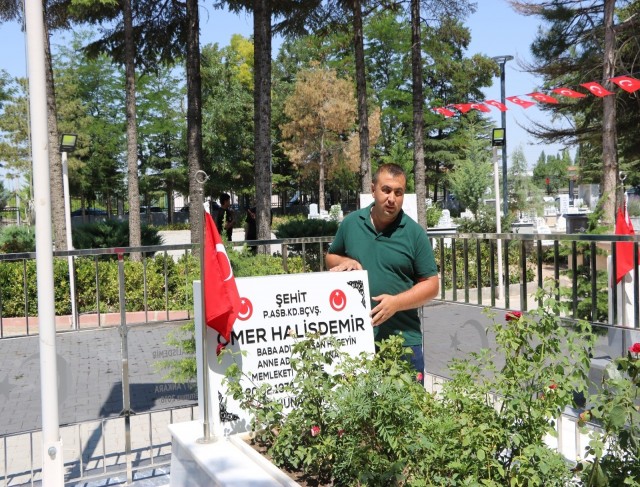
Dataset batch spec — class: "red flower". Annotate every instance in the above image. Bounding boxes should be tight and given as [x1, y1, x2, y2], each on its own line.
[337, 429, 345, 438]
[505, 311, 522, 321]
[416, 372, 424, 382]
[629, 343, 640, 354]
[216, 343, 226, 356]
[310, 426, 321, 437]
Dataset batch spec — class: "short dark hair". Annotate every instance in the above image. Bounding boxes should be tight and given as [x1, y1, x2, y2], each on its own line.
[373, 163, 405, 184]
[219, 193, 231, 205]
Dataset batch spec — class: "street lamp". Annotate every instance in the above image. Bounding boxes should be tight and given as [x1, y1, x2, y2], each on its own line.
[60, 133, 78, 329]
[491, 130, 505, 300]
[492, 55, 514, 218]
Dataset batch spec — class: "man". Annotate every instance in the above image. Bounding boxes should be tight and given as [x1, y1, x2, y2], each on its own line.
[326, 163, 439, 373]
[216, 193, 235, 241]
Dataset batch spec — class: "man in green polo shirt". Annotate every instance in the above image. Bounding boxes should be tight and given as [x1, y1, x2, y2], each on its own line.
[326, 163, 439, 374]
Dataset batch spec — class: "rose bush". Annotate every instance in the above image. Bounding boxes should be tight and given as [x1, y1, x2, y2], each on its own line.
[223, 286, 602, 486]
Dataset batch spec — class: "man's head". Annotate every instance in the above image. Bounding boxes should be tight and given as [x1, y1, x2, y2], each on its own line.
[371, 163, 406, 225]
[219, 193, 231, 208]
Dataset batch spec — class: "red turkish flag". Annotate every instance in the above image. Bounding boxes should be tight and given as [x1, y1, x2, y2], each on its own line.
[528, 92, 559, 104]
[452, 103, 473, 113]
[613, 205, 637, 286]
[469, 103, 491, 113]
[434, 107, 455, 117]
[204, 211, 242, 341]
[610, 75, 640, 93]
[485, 99, 508, 111]
[580, 82, 614, 97]
[506, 96, 535, 108]
[551, 87, 587, 98]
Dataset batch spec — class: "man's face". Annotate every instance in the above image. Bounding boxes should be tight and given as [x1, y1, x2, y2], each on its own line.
[371, 170, 406, 221]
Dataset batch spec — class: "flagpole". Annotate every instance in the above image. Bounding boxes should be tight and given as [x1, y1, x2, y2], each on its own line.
[195, 170, 214, 444]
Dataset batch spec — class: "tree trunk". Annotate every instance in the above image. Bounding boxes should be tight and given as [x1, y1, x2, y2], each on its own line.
[254, 0, 273, 254]
[352, 0, 371, 196]
[43, 15, 66, 250]
[123, 0, 141, 257]
[601, 0, 617, 230]
[319, 134, 325, 212]
[411, 0, 426, 229]
[186, 0, 204, 244]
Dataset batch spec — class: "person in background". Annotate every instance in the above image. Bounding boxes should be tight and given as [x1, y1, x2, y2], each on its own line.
[244, 206, 257, 254]
[325, 163, 439, 375]
[216, 193, 235, 241]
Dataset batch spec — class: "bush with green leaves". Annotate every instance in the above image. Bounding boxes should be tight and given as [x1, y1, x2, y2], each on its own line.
[72, 219, 163, 250]
[223, 286, 596, 485]
[576, 343, 640, 486]
[0, 225, 35, 253]
[437, 237, 533, 289]
[274, 218, 338, 271]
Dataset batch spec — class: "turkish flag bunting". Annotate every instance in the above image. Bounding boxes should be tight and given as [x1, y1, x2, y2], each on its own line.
[469, 103, 491, 113]
[204, 211, 242, 341]
[485, 99, 508, 111]
[452, 103, 473, 113]
[580, 82, 614, 97]
[528, 92, 559, 104]
[552, 87, 587, 98]
[610, 75, 640, 93]
[613, 205, 637, 286]
[434, 107, 455, 117]
[506, 96, 535, 108]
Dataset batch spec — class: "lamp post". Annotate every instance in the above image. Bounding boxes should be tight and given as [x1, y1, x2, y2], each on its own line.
[492, 55, 514, 218]
[60, 134, 78, 330]
[492, 129, 505, 300]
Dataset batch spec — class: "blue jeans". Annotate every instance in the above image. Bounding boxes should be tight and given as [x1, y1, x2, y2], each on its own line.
[407, 344, 424, 380]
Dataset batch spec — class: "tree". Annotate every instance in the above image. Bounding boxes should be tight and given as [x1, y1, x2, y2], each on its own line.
[281, 67, 357, 212]
[0, 180, 9, 210]
[510, 0, 639, 228]
[137, 67, 187, 222]
[508, 145, 544, 218]
[0, 75, 31, 181]
[2, 0, 78, 249]
[408, 0, 477, 228]
[200, 40, 255, 201]
[532, 150, 571, 194]
[54, 34, 127, 215]
[122, 0, 142, 255]
[447, 123, 492, 216]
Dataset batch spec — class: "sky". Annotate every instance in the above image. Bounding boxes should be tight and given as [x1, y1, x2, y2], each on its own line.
[0, 0, 568, 170]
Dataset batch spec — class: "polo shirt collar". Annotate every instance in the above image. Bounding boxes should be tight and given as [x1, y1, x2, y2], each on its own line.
[361, 203, 407, 234]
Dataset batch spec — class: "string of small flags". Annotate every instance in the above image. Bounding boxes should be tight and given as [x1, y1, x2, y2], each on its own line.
[432, 75, 640, 118]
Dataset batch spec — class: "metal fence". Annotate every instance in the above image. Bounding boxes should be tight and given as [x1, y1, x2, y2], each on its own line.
[0, 232, 638, 484]
[1, 405, 196, 486]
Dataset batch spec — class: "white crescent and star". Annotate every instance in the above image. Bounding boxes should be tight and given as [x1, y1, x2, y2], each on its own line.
[215, 243, 233, 281]
[330, 290, 347, 311]
[237, 298, 253, 320]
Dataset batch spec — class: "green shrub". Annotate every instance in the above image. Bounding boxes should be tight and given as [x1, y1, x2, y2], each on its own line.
[273, 219, 338, 272]
[72, 219, 163, 250]
[224, 287, 595, 485]
[0, 225, 35, 253]
[579, 343, 640, 485]
[436, 237, 532, 289]
[274, 218, 338, 239]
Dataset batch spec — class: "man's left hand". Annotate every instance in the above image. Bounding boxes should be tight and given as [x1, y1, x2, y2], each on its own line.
[370, 294, 398, 327]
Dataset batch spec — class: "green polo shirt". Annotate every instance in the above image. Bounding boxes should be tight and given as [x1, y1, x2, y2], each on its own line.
[328, 204, 437, 346]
